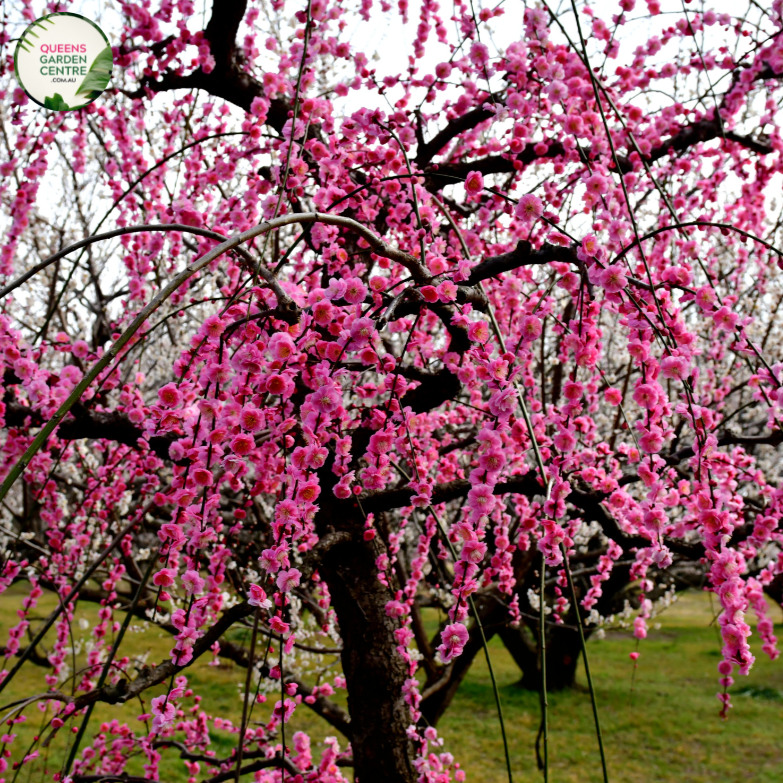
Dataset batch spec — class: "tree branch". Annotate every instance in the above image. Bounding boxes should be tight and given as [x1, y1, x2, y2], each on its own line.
[4, 397, 176, 463]
[466, 241, 577, 286]
[72, 601, 255, 710]
[287, 676, 353, 739]
[204, 754, 300, 783]
[415, 105, 496, 166]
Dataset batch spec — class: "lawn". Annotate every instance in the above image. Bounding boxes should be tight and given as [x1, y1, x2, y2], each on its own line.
[0, 587, 781, 782]
[438, 591, 783, 783]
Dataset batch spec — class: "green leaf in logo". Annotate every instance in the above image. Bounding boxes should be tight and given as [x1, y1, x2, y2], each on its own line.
[71, 90, 104, 108]
[16, 14, 53, 53]
[75, 46, 113, 97]
[43, 93, 69, 111]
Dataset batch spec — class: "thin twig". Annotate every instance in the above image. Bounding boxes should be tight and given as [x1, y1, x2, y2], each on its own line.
[561, 543, 609, 783]
[540, 553, 549, 782]
[235, 607, 260, 783]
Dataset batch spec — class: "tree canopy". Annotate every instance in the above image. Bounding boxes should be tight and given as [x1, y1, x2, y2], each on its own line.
[1, 0, 783, 781]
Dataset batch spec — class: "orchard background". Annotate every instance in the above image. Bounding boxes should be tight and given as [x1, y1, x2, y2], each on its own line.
[0, 0, 783, 781]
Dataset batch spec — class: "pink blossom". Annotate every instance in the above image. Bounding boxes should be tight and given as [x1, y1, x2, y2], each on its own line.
[488, 388, 516, 418]
[182, 570, 205, 595]
[72, 340, 89, 358]
[520, 315, 542, 342]
[563, 380, 583, 400]
[273, 698, 297, 723]
[296, 481, 321, 503]
[344, 277, 368, 304]
[435, 62, 452, 79]
[437, 281, 457, 302]
[564, 114, 584, 135]
[600, 265, 627, 294]
[660, 355, 689, 380]
[310, 385, 341, 413]
[581, 234, 600, 257]
[150, 694, 177, 733]
[639, 426, 665, 453]
[313, 299, 335, 326]
[713, 306, 739, 332]
[230, 434, 255, 455]
[152, 569, 177, 588]
[158, 523, 186, 545]
[369, 431, 394, 454]
[261, 545, 290, 572]
[586, 174, 609, 194]
[239, 407, 265, 431]
[385, 600, 407, 617]
[276, 568, 302, 592]
[193, 467, 213, 486]
[554, 430, 576, 452]
[203, 315, 226, 339]
[269, 615, 290, 634]
[546, 80, 568, 101]
[469, 42, 489, 67]
[515, 194, 543, 222]
[467, 484, 495, 515]
[248, 584, 272, 608]
[634, 617, 648, 639]
[478, 450, 505, 474]
[438, 623, 469, 662]
[467, 321, 489, 343]
[633, 383, 659, 410]
[350, 317, 375, 345]
[268, 332, 296, 361]
[158, 383, 181, 408]
[465, 171, 484, 197]
[266, 373, 291, 396]
[420, 285, 438, 303]
[605, 387, 623, 405]
[462, 540, 487, 564]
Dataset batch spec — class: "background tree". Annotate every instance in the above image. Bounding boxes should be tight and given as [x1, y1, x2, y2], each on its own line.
[0, 0, 783, 781]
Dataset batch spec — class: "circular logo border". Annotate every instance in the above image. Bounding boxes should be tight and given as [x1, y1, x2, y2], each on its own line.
[14, 12, 113, 112]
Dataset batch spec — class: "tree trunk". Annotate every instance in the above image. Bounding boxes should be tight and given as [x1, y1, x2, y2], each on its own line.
[420, 593, 507, 726]
[317, 524, 415, 782]
[500, 559, 636, 691]
[499, 623, 583, 691]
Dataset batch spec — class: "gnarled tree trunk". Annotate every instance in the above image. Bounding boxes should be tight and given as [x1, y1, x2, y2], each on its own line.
[499, 623, 584, 691]
[317, 496, 415, 782]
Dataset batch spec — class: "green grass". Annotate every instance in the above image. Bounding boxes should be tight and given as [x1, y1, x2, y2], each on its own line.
[0, 584, 346, 780]
[1, 587, 782, 781]
[437, 591, 783, 783]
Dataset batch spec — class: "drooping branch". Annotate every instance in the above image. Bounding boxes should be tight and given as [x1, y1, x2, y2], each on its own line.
[359, 470, 720, 559]
[204, 755, 300, 783]
[359, 473, 543, 515]
[0, 211, 430, 508]
[427, 140, 567, 187]
[64, 585, 354, 740]
[664, 428, 783, 465]
[0, 223, 288, 306]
